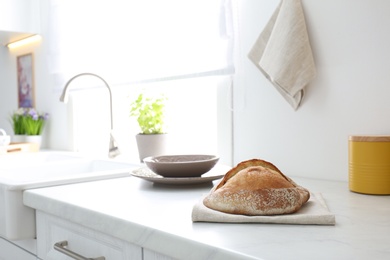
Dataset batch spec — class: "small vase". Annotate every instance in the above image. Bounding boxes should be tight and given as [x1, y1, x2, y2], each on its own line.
[12, 135, 26, 143]
[135, 133, 169, 162]
[25, 135, 42, 150]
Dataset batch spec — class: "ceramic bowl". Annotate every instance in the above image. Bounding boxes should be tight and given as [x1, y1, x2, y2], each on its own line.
[143, 154, 219, 178]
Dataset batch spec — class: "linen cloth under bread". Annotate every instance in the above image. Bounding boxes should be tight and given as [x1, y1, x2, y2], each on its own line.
[192, 193, 335, 225]
[248, 0, 316, 110]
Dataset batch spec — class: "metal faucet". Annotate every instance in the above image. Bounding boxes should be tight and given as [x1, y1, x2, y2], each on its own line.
[60, 73, 120, 158]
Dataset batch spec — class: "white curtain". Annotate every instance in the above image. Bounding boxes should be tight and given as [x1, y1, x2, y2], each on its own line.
[48, 0, 234, 88]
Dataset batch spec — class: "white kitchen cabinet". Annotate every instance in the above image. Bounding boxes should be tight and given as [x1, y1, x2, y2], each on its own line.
[36, 211, 176, 260]
[0, 0, 40, 45]
[36, 211, 142, 260]
[0, 237, 36, 260]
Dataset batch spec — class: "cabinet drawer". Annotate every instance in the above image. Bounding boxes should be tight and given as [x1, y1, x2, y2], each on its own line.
[143, 248, 175, 260]
[36, 211, 142, 260]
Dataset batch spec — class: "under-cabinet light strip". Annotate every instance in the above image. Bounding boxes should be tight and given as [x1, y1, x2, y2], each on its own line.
[7, 35, 42, 49]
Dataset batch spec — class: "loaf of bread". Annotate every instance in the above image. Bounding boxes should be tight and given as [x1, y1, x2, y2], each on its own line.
[203, 159, 310, 216]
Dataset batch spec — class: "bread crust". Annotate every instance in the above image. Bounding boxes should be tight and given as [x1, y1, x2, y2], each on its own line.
[203, 159, 310, 216]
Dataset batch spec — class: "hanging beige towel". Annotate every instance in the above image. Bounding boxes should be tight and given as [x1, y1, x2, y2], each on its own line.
[248, 0, 316, 110]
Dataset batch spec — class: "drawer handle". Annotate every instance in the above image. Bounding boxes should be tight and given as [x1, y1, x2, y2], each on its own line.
[54, 240, 106, 260]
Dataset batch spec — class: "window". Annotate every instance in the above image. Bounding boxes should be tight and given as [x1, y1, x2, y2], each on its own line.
[48, 0, 234, 164]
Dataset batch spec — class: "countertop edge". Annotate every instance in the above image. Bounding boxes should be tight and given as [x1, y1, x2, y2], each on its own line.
[23, 189, 258, 260]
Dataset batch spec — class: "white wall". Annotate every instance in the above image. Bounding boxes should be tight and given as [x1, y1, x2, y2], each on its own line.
[0, 0, 71, 150]
[233, 0, 390, 181]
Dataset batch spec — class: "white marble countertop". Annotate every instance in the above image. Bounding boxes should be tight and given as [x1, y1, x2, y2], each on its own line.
[23, 175, 390, 260]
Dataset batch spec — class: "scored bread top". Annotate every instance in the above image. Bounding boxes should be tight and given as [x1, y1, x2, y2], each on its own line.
[203, 159, 310, 216]
[213, 159, 287, 191]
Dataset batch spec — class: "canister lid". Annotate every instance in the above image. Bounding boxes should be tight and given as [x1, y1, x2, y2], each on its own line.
[349, 135, 390, 142]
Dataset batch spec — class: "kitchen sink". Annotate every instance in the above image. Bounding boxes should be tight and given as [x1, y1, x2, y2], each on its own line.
[0, 152, 140, 240]
[0, 151, 83, 166]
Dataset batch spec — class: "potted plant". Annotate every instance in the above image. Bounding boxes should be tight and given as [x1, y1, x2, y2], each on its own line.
[130, 93, 168, 162]
[10, 108, 26, 142]
[23, 108, 48, 149]
[10, 108, 49, 146]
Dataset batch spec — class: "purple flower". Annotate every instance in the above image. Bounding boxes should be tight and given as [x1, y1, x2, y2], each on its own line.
[43, 113, 49, 120]
[28, 109, 38, 120]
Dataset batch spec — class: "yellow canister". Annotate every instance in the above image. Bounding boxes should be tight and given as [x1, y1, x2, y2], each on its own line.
[349, 136, 390, 195]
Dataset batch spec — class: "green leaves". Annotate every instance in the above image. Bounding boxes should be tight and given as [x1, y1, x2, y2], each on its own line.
[10, 108, 49, 135]
[130, 93, 167, 134]
[23, 115, 46, 135]
[11, 114, 25, 135]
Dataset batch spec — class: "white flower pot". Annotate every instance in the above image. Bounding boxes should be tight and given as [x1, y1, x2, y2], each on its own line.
[12, 135, 26, 143]
[25, 135, 42, 150]
[135, 133, 169, 162]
